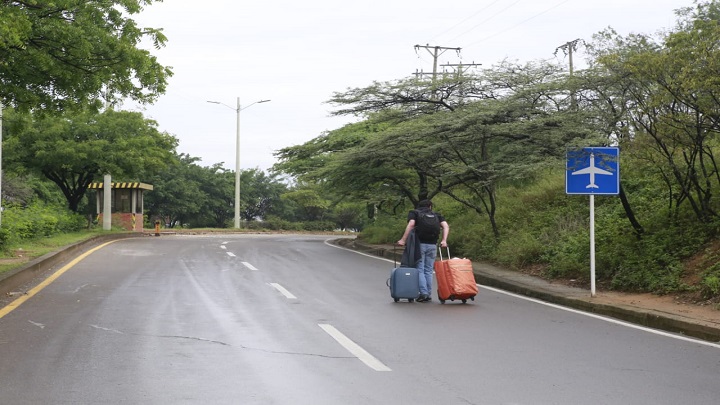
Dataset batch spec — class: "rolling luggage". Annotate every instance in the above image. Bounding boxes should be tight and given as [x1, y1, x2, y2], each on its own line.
[387, 249, 420, 302]
[434, 247, 478, 304]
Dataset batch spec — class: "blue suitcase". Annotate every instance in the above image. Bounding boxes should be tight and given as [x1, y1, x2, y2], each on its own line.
[387, 267, 420, 302]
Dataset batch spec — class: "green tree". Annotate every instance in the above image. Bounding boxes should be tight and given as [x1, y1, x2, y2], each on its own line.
[328, 75, 464, 118]
[239, 168, 287, 222]
[0, 0, 171, 111]
[3, 108, 178, 212]
[281, 184, 330, 222]
[571, 60, 649, 237]
[330, 201, 365, 231]
[194, 165, 234, 228]
[591, 0, 720, 224]
[274, 116, 408, 216]
[279, 60, 599, 238]
[144, 153, 207, 228]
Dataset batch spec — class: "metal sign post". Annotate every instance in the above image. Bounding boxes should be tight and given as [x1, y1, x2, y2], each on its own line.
[566, 147, 620, 297]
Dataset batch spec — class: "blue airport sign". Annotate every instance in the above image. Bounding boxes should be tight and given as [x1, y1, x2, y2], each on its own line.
[566, 147, 620, 195]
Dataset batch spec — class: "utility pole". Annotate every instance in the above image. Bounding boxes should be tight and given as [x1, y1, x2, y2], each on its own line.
[555, 39, 584, 109]
[555, 38, 583, 75]
[414, 44, 462, 84]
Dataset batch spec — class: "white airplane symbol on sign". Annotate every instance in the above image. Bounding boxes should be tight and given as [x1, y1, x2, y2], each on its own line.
[571, 153, 613, 188]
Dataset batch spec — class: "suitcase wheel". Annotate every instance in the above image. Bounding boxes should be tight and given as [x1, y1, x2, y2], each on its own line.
[394, 298, 399, 302]
[462, 299, 467, 304]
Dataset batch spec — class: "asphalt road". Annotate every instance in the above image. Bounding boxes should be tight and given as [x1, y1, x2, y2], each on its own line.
[0, 234, 718, 404]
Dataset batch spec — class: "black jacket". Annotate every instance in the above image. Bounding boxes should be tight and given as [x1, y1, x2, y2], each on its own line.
[400, 228, 421, 268]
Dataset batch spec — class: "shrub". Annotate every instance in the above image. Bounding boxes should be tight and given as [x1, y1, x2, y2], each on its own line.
[495, 232, 546, 269]
[702, 275, 720, 298]
[0, 201, 85, 246]
[700, 262, 720, 299]
[358, 218, 405, 245]
[445, 212, 497, 260]
[250, 217, 302, 231]
[0, 228, 10, 252]
[301, 220, 336, 232]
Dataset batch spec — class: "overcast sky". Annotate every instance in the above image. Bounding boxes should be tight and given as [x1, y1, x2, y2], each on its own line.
[126, 0, 692, 172]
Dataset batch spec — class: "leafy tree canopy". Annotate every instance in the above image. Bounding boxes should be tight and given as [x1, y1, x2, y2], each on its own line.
[0, 0, 171, 111]
[239, 168, 287, 222]
[3, 108, 178, 212]
[144, 153, 207, 228]
[585, 0, 720, 223]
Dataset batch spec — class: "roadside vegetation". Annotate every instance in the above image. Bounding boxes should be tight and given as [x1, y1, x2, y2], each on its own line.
[1, 1, 720, 306]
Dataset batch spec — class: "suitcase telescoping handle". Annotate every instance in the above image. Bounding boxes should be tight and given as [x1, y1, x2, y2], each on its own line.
[393, 244, 398, 268]
[437, 246, 450, 261]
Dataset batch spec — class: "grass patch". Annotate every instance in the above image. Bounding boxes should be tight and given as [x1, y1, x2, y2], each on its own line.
[0, 229, 126, 277]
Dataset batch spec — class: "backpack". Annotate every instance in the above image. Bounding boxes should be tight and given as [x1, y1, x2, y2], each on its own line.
[414, 209, 440, 240]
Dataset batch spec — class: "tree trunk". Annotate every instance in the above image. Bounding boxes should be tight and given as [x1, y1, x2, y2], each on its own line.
[618, 182, 644, 238]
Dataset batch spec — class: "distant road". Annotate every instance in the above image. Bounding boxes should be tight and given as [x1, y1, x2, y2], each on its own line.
[0, 234, 718, 404]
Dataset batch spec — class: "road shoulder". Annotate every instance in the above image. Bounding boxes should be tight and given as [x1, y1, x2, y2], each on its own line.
[334, 237, 720, 343]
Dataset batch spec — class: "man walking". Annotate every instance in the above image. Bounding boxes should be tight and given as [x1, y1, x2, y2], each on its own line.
[397, 199, 449, 302]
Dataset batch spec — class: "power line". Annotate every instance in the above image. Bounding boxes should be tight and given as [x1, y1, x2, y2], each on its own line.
[447, 0, 523, 43]
[428, 0, 505, 43]
[465, 0, 573, 48]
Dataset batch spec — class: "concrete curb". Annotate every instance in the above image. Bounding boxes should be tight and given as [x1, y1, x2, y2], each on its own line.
[335, 238, 720, 343]
[0, 233, 146, 297]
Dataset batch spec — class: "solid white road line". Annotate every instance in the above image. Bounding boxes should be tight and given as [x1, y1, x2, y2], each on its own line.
[479, 285, 720, 350]
[242, 261, 259, 271]
[268, 283, 297, 299]
[318, 323, 391, 372]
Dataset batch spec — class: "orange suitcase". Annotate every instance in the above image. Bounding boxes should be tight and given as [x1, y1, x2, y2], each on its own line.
[434, 247, 478, 304]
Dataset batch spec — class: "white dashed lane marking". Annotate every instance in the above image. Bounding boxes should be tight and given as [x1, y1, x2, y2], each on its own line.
[319, 324, 392, 372]
[242, 262, 259, 271]
[268, 283, 297, 299]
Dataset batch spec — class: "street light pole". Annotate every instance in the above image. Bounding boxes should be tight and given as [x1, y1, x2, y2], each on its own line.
[234, 97, 241, 229]
[207, 98, 270, 228]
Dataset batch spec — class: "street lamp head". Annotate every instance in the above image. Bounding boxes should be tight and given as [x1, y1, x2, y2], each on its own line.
[208, 99, 270, 111]
[239, 99, 272, 111]
[207, 100, 236, 111]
